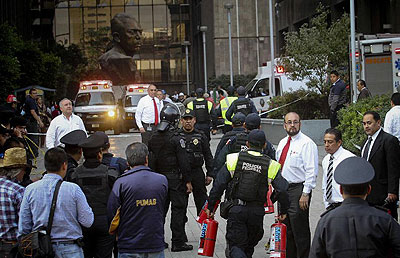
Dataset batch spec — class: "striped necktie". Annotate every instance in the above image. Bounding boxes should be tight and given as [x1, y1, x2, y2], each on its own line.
[326, 155, 334, 201]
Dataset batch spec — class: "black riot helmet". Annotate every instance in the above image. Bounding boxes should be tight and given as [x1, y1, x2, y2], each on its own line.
[157, 104, 180, 132]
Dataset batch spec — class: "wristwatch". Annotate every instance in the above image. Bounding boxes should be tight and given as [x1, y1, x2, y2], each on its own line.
[301, 192, 309, 197]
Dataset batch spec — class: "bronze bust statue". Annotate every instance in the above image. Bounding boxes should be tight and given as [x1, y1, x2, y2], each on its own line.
[99, 13, 143, 85]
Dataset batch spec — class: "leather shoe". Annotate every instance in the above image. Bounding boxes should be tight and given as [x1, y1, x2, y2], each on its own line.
[164, 242, 169, 249]
[171, 243, 193, 252]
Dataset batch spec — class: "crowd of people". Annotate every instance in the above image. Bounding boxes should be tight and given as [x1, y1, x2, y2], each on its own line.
[1, 81, 400, 258]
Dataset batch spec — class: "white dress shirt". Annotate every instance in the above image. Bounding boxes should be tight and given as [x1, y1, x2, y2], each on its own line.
[276, 131, 319, 194]
[135, 95, 161, 129]
[321, 146, 355, 208]
[361, 128, 382, 161]
[384, 106, 400, 141]
[46, 113, 86, 148]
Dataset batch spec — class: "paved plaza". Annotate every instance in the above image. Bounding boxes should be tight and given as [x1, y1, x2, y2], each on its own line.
[31, 131, 356, 257]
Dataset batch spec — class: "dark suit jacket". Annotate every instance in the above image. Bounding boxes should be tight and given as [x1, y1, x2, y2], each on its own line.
[363, 129, 400, 205]
[357, 87, 372, 102]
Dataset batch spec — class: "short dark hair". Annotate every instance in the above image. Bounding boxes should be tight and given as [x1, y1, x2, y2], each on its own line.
[83, 148, 101, 159]
[10, 116, 27, 128]
[126, 142, 148, 167]
[45, 147, 68, 173]
[363, 111, 381, 122]
[330, 70, 339, 76]
[64, 145, 81, 156]
[342, 183, 369, 195]
[218, 90, 224, 96]
[29, 88, 37, 94]
[190, 91, 196, 97]
[391, 93, 400, 106]
[324, 128, 342, 142]
[357, 79, 366, 87]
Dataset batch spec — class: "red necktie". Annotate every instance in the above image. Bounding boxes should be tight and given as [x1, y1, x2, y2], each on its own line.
[278, 136, 291, 167]
[153, 98, 159, 125]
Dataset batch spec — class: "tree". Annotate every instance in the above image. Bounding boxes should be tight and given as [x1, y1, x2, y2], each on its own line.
[280, 4, 350, 94]
[0, 23, 23, 99]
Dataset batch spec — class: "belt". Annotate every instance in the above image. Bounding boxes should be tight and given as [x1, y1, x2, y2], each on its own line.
[142, 122, 155, 126]
[288, 182, 304, 187]
[232, 199, 264, 207]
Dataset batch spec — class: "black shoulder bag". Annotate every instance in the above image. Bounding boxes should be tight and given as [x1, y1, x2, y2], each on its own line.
[19, 180, 63, 258]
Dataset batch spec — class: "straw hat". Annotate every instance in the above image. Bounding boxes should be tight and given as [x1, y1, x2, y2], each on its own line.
[0, 147, 33, 168]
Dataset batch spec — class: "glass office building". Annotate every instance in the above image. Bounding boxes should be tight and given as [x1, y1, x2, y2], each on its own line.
[54, 0, 191, 85]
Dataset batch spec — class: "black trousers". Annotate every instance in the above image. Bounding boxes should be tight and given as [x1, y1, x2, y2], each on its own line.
[329, 104, 344, 128]
[0, 241, 15, 258]
[82, 215, 114, 258]
[140, 123, 156, 146]
[165, 178, 189, 246]
[283, 183, 311, 258]
[195, 123, 211, 142]
[226, 205, 265, 258]
[26, 120, 39, 158]
[191, 167, 208, 215]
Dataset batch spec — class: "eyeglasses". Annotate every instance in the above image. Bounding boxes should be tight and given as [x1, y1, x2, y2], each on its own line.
[149, 89, 157, 91]
[285, 121, 300, 125]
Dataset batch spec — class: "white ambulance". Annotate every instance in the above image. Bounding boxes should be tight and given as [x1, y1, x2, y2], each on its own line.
[245, 61, 309, 114]
[74, 80, 121, 134]
[352, 35, 400, 101]
[121, 84, 150, 132]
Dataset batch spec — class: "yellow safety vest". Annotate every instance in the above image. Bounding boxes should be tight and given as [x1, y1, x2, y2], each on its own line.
[226, 151, 281, 182]
[187, 98, 214, 112]
[220, 96, 238, 125]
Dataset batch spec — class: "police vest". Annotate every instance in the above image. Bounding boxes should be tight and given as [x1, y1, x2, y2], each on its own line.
[231, 132, 249, 153]
[193, 99, 210, 123]
[179, 130, 204, 168]
[226, 151, 281, 204]
[221, 96, 238, 125]
[233, 98, 252, 116]
[220, 130, 239, 147]
[73, 164, 118, 216]
[149, 130, 179, 173]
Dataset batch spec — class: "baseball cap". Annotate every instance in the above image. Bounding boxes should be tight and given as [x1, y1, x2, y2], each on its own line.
[182, 109, 195, 118]
[232, 112, 246, 126]
[237, 86, 246, 96]
[248, 129, 266, 148]
[245, 113, 261, 130]
[6, 95, 17, 103]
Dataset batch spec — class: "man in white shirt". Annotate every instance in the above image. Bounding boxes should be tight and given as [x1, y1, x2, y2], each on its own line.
[384, 93, 400, 141]
[135, 84, 161, 145]
[322, 128, 355, 210]
[276, 112, 318, 258]
[46, 98, 86, 149]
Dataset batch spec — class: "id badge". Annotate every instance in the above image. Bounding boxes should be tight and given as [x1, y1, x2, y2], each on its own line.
[147, 125, 153, 132]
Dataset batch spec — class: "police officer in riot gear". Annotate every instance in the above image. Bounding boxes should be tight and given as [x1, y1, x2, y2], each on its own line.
[177, 109, 214, 214]
[71, 134, 118, 258]
[60, 129, 87, 181]
[225, 86, 257, 122]
[187, 88, 217, 142]
[148, 105, 194, 252]
[214, 113, 276, 177]
[206, 129, 289, 258]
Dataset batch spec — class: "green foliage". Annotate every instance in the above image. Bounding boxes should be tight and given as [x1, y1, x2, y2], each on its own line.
[207, 74, 256, 91]
[267, 89, 329, 120]
[0, 23, 22, 99]
[80, 27, 112, 75]
[337, 95, 391, 155]
[280, 4, 350, 94]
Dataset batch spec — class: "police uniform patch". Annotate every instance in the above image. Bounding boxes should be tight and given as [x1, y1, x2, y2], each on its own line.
[186, 109, 190, 113]
[193, 138, 199, 145]
[180, 138, 186, 148]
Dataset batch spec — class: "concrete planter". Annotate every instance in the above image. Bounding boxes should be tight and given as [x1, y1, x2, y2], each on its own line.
[261, 118, 330, 146]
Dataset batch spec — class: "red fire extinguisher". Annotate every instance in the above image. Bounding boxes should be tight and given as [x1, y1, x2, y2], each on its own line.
[196, 200, 220, 224]
[198, 218, 219, 257]
[267, 219, 287, 258]
[264, 184, 275, 214]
